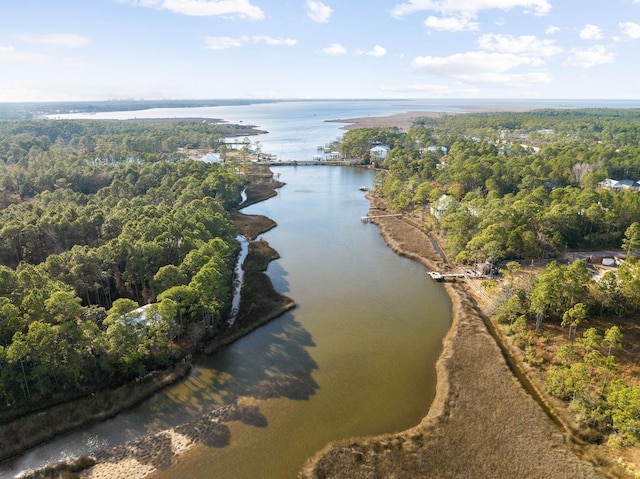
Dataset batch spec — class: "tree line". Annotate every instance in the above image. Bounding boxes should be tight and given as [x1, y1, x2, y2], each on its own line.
[0, 119, 246, 413]
[350, 109, 640, 264]
[341, 108, 640, 447]
[495, 258, 639, 446]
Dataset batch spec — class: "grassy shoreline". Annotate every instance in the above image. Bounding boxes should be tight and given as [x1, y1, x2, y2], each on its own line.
[8, 162, 621, 478]
[301, 195, 606, 479]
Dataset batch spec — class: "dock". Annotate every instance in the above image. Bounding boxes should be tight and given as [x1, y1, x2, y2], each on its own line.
[360, 214, 402, 223]
[428, 271, 467, 281]
[262, 160, 321, 166]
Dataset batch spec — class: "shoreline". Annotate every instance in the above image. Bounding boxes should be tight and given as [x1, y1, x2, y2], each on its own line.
[5, 106, 614, 478]
[74, 166, 295, 479]
[329, 103, 552, 131]
[4, 164, 295, 478]
[301, 196, 604, 478]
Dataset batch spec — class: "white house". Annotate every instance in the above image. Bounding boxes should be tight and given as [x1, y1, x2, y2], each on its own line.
[430, 194, 457, 219]
[370, 145, 390, 160]
[426, 145, 448, 154]
[599, 178, 640, 191]
[200, 152, 222, 163]
[126, 304, 162, 326]
[618, 179, 640, 190]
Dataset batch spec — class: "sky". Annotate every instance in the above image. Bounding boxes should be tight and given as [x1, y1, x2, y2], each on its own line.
[1, 0, 639, 101]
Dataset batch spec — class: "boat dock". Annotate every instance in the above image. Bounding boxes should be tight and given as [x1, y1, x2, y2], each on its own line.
[360, 214, 402, 223]
[427, 271, 466, 281]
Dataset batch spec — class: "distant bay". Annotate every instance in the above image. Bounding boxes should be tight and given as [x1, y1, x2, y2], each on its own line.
[45, 98, 640, 162]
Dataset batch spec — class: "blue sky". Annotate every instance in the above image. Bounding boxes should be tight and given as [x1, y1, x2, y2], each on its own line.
[1, 0, 639, 101]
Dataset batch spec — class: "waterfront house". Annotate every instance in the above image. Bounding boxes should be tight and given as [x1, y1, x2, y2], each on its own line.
[370, 145, 390, 160]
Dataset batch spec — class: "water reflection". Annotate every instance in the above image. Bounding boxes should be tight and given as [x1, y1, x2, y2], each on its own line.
[159, 313, 318, 412]
[94, 314, 317, 471]
[0, 313, 317, 478]
[265, 260, 291, 295]
[2, 165, 451, 479]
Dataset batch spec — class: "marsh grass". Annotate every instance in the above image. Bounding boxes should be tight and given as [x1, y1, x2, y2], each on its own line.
[301, 203, 607, 479]
[0, 364, 191, 464]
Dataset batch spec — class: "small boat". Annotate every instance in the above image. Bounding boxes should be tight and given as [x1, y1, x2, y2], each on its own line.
[359, 186, 369, 191]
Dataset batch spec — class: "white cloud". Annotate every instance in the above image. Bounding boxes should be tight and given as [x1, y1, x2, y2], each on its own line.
[18, 34, 89, 47]
[619, 21, 640, 40]
[322, 43, 347, 55]
[206, 35, 297, 50]
[0, 45, 45, 62]
[244, 36, 297, 46]
[580, 24, 604, 40]
[412, 50, 535, 74]
[355, 45, 387, 57]
[545, 25, 560, 34]
[466, 71, 551, 86]
[0, 45, 21, 60]
[478, 33, 562, 58]
[425, 15, 478, 31]
[205, 36, 244, 50]
[391, 0, 551, 18]
[411, 50, 551, 86]
[564, 45, 615, 67]
[306, 0, 333, 23]
[125, 0, 265, 20]
[379, 83, 480, 96]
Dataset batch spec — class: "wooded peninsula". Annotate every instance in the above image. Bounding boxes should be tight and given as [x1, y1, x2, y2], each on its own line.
[0, 118, 265, 428]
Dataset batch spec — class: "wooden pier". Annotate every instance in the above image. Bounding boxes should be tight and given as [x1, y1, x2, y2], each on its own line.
[360, 214, 402, 223]
[428, 271, 466, 281]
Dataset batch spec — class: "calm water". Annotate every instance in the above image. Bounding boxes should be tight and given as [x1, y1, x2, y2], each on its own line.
[149, 166, 452, 479]
[1, 166, 451, 479]
[48, 98, 640, 163]
[48, 99, 464, 161]
[9, 98, 637, 478]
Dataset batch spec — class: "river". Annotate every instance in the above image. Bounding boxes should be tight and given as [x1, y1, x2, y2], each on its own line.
[146, 166, 453, 479]
[7, 98, 635, 478]
[1, 165, 451, 479]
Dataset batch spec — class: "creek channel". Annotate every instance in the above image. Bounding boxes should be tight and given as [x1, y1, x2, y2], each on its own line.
[3, 165, 451, 479]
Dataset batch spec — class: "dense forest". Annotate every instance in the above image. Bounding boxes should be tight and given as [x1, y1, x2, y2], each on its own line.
[341, 109, 640, 447]
[0, 119, 246, 413]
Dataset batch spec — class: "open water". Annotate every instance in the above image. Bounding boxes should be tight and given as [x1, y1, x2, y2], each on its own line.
[47, 98, 640, 162]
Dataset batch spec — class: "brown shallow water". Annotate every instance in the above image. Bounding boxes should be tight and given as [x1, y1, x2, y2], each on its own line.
[1, 166, 452, 479]
[145, 166, 452, 479]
